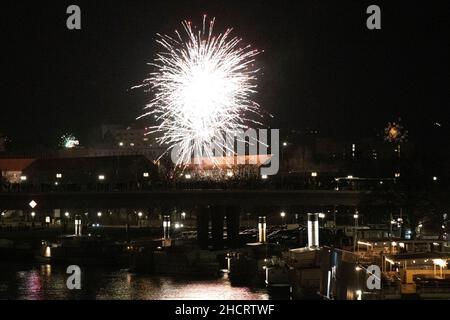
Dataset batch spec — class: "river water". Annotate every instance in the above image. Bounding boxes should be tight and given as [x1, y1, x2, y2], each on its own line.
[0, 263, 269, 300]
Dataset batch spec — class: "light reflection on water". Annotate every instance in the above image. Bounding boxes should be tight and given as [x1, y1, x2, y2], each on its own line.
[0, 263, 268, 300]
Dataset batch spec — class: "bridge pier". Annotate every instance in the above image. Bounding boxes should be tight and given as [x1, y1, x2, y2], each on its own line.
[211, 206, 225, 249]
[226, 206, 240, 248]
[196, 206, 210, 249]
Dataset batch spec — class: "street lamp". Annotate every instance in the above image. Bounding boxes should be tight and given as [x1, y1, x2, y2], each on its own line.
[97, 212, 102, 217]
[353, 211, 359, 252]
[137, 211, 143, 228]
[181, 212, 186, 220]
[319, 212, 326, 227]
[280, 211, 286, 227]
[31, 211, 36, 229]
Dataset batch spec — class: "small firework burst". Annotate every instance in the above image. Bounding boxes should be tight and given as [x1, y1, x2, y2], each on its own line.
[60, 133, 79, 149]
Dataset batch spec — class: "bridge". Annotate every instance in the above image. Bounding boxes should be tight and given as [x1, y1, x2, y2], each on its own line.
[0, 189, 389, 248]
[0, 189, 371, 210]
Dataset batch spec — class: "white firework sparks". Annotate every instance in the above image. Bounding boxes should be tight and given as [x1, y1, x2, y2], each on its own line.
[136, 16, 262, 166]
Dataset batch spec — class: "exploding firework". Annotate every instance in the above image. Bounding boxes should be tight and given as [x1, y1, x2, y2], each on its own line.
[384, 120, 408, 143]
[136, 16, 262, 166]
[60, 134, 79, 149]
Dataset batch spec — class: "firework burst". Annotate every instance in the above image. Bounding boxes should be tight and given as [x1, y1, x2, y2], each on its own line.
[135, 16, 262, 166]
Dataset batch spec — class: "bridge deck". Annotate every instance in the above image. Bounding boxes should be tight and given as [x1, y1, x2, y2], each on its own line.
[0, 190, 373, 209]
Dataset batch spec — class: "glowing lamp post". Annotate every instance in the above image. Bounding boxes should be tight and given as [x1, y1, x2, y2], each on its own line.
[163, 215, 171, 240]
[138, 212, 143, 227]
[353, 211, 359, 252]
[258, 216, 267, 243]
[307, 213, 319, 249]
[280, 211, 286, 227]
[30, 210, 36, 229]
[74, 215, 82, 236]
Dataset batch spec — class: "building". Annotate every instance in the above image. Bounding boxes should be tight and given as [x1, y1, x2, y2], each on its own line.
[101, 124, 156, 149]
[0, 158, 35, 184]
[21, 155, 159, 191]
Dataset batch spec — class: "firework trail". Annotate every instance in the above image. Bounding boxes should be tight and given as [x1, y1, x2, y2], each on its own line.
[135, 15, 262, 166]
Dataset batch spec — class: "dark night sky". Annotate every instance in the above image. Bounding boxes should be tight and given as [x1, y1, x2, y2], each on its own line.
[1, 0, 449, 149]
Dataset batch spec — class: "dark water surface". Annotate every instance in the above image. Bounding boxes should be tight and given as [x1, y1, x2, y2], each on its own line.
[0, 262, 269, 300]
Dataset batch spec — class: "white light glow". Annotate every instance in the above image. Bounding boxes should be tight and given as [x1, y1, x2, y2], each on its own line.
[433, 259, 447, 268]
[135, 16, 262, 166]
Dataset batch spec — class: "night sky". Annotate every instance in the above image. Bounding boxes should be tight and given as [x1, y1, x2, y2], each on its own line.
[1, 0, 449, 149]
